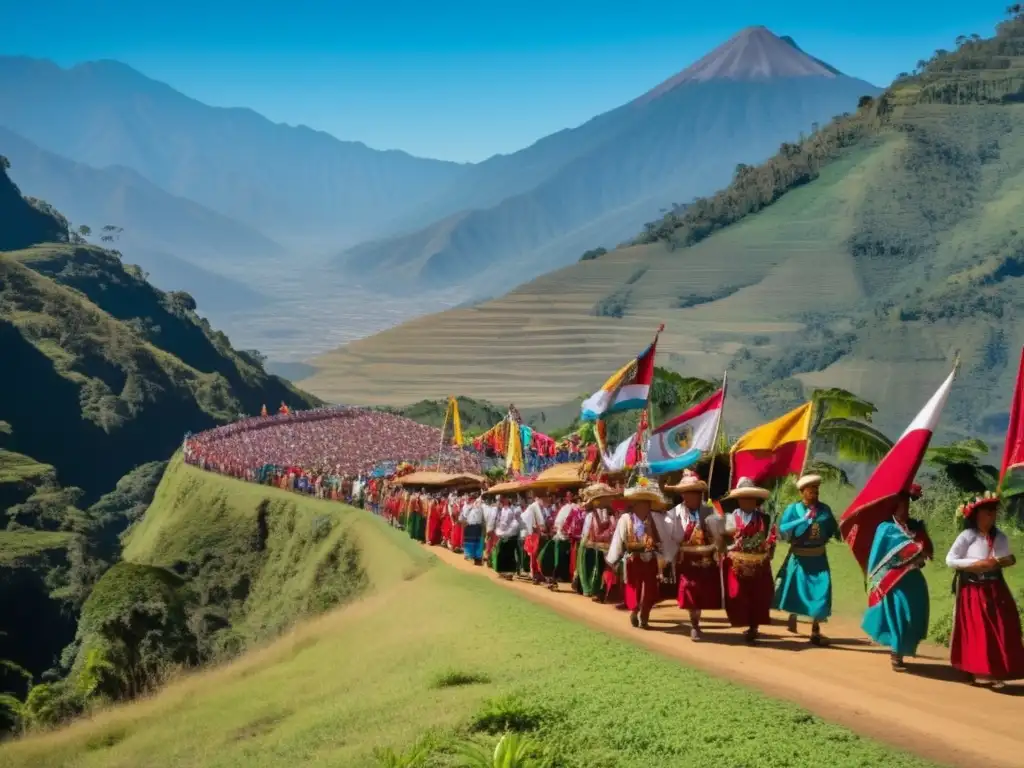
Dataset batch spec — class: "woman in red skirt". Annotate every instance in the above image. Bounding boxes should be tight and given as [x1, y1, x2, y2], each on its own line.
[945, 492, 1024, 688]
[665, 470, 723, 641]
[722, 478, 776, 644]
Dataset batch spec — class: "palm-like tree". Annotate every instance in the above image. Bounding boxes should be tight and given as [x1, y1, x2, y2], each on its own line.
[804, 388, 894, 484]
[925, 438, 999, 494]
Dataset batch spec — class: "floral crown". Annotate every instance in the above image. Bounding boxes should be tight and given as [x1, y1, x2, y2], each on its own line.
[958, 491, 1000, 519]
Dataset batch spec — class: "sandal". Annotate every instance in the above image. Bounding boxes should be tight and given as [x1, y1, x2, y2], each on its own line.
[629, 612, 640, 628]
[891, 654, 906, 672]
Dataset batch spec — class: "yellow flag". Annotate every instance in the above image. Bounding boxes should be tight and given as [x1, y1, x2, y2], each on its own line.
[731, 402, 812, 453]
[450, 396, 464, 447]
[505, 420, 523, 473]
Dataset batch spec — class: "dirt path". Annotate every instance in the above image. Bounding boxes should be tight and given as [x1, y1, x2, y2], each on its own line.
[429, 545, 1023, 767]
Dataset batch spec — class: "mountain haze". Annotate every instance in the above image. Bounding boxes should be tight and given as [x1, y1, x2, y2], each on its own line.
[0, 56, 467, 248]
[338, 27, 880, 294]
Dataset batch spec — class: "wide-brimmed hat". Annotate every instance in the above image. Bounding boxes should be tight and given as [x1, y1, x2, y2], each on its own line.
[796, 474, 822, 491]
[623, 476, 669, 510]
[959, 492, 999, 519]
[724, 477, 770, 501]
[664, 469, 707, 494]
[581, 482, 621, 507]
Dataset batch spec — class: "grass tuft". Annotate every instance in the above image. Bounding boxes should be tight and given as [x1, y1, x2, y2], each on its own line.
[430, 670, 491, 690]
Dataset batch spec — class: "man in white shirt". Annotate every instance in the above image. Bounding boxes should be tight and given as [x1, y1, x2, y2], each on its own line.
[606, 479, 671, 630]
[546, 490, 580, 590]
[521, 491, 552, 584]
[489, 496, 521, 580]
[459, 495, 487, 565]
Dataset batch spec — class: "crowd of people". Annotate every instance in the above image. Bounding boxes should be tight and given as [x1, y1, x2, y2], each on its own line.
[183, 406, 482, 480]
[378, 471, 1024, 688]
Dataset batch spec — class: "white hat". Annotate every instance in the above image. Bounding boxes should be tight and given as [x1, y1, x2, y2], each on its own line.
[796, 474, 822, 490]
[581, 482, 621, 507]
[664, 469, 708, 494]
[623, 477, 669, 510]
[725, 477, 770, 501]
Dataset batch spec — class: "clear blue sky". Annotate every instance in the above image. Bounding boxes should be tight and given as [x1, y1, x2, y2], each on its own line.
[3, 1, 1010, 162]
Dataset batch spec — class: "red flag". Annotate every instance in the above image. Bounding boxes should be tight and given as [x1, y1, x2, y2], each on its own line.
[840, 369, 955, 574]
[1000, 347, 1024, 485]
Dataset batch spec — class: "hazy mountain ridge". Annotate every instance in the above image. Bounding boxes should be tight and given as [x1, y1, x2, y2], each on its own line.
[338, 28, 880, 294]
[0, 56, 468, 247]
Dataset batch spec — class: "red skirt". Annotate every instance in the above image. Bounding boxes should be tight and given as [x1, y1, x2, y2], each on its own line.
[951, 579, 1024, 680]
[677, 561, 722, 611]
[426, 514, 444, 546]
[724, 556, 773, 627]
[450, 522, 464, 550]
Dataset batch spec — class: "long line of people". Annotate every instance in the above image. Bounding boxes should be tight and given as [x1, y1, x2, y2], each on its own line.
[379, 470, 1024, 688]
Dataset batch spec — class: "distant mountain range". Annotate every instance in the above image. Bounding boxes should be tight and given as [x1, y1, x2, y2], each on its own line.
[0, 28, 879, 347]
[336, 27, 881, 294]
[0, 56, 466, 249]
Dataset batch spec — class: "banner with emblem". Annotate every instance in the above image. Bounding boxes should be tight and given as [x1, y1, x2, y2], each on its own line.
[646, 388, 724, 475]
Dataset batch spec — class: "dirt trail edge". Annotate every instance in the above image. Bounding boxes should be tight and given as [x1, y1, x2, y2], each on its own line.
[431, 546, 1023, 767]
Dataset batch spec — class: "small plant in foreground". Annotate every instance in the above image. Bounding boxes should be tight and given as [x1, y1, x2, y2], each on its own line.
[456, 732, 545, 768]
[469, 695, 549, 735]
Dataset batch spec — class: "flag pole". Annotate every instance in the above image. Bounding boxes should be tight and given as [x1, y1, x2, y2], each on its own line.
[705, 370, 728, 501]
[436, 396, 452, 471]
[637, 323, 665, 477]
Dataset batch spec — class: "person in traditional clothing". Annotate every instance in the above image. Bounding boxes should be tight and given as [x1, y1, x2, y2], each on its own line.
[426, 493, 446, 546]
[483, 496, 499, 560]
[521, 491, 551, 584]
[605, 477, 670, 629]
[774, 474, 840, 645]
[722, 478, 776, 644]
[665, 470, 722, 641]
[460, 495, 487, 565]
[860, 489, 930, 672]
[546, 490, 579, 591]
[945, 493, 1024, 688]
[576, 484, 617, 600]
[489, 495, 521, 580]
[449, 493, 465, 553]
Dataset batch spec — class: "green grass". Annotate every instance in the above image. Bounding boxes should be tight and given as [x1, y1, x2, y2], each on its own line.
[0, 450, 53, 486]
[1, 534, 934, 768]
[124, 456, 433, 646]
[0, 530, 72, 566]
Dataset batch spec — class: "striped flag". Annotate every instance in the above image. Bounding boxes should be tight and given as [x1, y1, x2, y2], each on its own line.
[646, 388, 725, 475]
[580, 331, 661, 422]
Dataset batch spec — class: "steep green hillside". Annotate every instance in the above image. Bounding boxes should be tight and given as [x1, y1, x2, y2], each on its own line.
[304, 12, 1024, 450]
[0, 159, 319, 716]
[0, 159, 317, 501]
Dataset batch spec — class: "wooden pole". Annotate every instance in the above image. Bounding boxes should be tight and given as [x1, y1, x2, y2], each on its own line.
[705, 371, 728, 501]
[436, 397, 451, 471]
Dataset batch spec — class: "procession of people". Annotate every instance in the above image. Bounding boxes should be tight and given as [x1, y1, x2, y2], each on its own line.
[371, 467, 1023, 687]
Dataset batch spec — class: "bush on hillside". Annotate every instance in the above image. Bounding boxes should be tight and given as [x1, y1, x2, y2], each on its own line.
[73, 563, 198, 700]
[592, 288, 631, 318]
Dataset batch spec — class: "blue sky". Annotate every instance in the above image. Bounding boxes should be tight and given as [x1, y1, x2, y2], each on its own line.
[3, 1, 1009, 162]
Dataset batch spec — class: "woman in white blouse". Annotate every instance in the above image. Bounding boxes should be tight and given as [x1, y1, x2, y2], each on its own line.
[944, 493, 1024, 688]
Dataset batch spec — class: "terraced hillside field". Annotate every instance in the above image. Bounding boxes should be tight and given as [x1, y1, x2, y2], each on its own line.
[303, 23, 1024, 446]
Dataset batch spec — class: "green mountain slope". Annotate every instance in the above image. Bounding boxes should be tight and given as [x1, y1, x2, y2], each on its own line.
[0, 158, 320, 706]
[303, 12, 1024, 451]
[337, 27, 880, 295]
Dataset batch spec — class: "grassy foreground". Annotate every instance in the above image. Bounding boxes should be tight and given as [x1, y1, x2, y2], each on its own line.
[1, 474, 937, 768]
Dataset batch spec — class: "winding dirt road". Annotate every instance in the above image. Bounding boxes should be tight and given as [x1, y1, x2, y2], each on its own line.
[431, 545, 1023, 768]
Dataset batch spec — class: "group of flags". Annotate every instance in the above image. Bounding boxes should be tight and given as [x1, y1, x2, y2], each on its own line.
[580, 326, 1024, 574]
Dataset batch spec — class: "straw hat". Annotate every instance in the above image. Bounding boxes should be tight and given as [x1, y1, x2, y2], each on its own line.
[724, 477, 770, 501]
[581, 482, 620, 507]
[664, 469, 707, 494]
[623, 476, 669, 510]
[796, 474, 822, 491]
